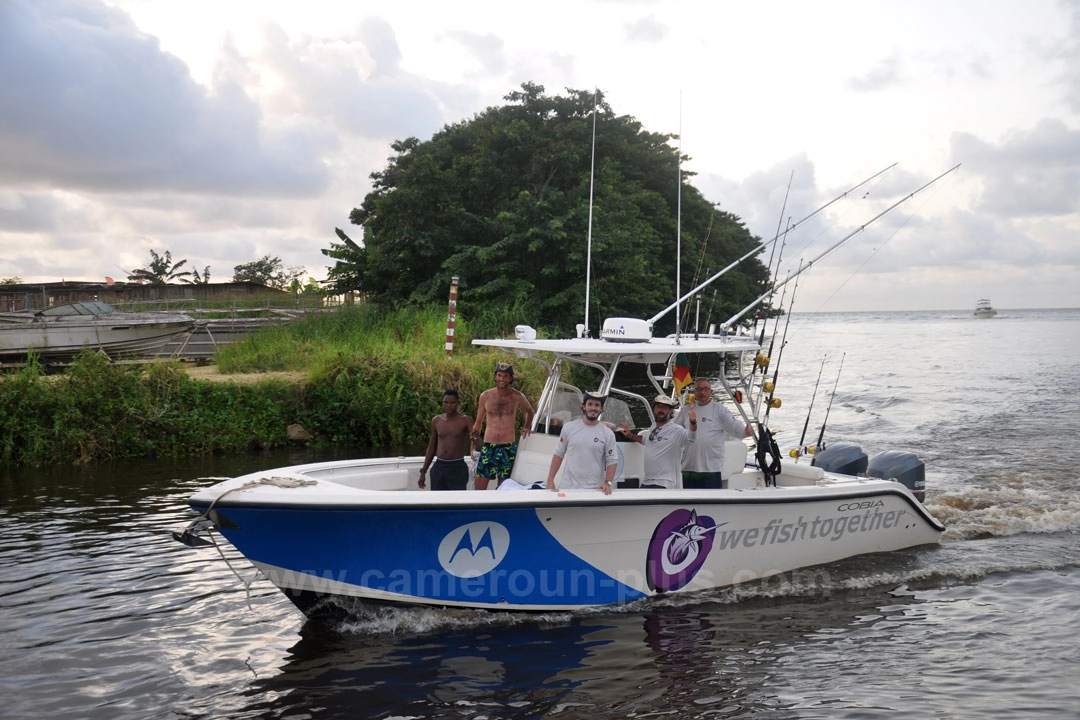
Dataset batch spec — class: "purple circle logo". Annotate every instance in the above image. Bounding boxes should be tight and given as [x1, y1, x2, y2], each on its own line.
[646, 509, 723, 592]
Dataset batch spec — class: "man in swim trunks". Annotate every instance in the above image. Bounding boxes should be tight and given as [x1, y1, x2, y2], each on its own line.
[471, 362, 534, 489]
[418, 389, 474, 491]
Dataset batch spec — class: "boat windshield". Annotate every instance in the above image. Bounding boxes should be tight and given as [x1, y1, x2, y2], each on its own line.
[534, 388, 637, 436]
[37, 301, 118, 317]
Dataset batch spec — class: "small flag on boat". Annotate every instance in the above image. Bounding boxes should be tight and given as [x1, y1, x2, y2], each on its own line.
[673, 353, 692, 396]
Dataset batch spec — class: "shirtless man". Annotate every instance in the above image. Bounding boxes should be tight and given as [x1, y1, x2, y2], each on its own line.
[471, 362, 535, 489]
[418, 389, 474, 491]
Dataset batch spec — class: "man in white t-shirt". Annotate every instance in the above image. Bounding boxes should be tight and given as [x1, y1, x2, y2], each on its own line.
[675, 379, 752, 489]
[618, 394, 696, 488]
[546, 391, 618, 494]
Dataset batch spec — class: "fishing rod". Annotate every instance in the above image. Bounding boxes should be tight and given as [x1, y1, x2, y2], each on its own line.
[753, 266, 801, 486]
[754, 171, 794, 341]
[760, 262, 801, 424]
[681, 215, 714, 334]
[702, 286, 718, 332]
[650, 161, 898, 327]
[758, 214, 793, 373]
[794, 354, 828, 461]
[722, 163, 962, 329]
[815, 352, 845, 452]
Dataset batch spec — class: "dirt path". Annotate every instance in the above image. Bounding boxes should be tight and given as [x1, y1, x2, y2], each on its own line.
[183, 365, 308, 385]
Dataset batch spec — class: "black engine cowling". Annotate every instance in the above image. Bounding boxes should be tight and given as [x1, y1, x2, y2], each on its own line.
[811, 442, 869, 476]
[867, 450, 926, 503]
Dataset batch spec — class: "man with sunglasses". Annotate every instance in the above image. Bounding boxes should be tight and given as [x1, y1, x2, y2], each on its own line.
[471, 362, 535, 490]
[675, 380, 752, 489]
[617, 394, 696, 489]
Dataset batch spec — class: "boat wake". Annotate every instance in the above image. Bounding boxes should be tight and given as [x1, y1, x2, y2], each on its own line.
[927, 470, 1080, 539]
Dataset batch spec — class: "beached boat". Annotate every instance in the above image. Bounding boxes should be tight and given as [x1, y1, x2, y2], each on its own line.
[0, 300, 195, 362]
[974, 299, 997, 318]
[175, 316, 943, 617]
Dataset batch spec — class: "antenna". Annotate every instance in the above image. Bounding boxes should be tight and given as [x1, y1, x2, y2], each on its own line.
[584, 89, 599, 337]
[675, 91, 683, 342]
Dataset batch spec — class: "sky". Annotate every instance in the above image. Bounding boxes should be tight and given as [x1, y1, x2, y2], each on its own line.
[1, 0, 1078, 313]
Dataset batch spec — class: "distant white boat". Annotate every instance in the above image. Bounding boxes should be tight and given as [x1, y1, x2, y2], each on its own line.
[974, 299, 997, 318]
[0, 300, 194, 362]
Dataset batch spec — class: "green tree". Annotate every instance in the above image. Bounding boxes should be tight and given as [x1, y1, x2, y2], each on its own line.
[0, 277, 23, 285]
[323, 227, 366, 297]
[332, 83, 770, 336]
[185, 265, 211, 284]
[233, 254, 305, 290]
[127, 250, 192, 284]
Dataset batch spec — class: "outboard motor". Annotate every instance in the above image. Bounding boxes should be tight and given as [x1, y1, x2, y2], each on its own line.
[811, 442, 868, 476]
[868, 450, 926, 503]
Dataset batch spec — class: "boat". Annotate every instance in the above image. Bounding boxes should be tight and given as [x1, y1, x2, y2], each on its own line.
[174, 161, 958, 617]
[0, 300, 195, 362]
[973, 299, 997, 318]
[175, 316, 944, 617]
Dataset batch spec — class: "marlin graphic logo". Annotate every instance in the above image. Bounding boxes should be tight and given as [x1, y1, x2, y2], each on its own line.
[646, 509, 722, 592]
[663, 510, 719, 569]
[438, 521, 510, 578]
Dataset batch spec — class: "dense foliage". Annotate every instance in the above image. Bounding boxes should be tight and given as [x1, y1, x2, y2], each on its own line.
[0, 352, 294, 466]
[0, 306, 545, 467]
[325, 83, 771, 336]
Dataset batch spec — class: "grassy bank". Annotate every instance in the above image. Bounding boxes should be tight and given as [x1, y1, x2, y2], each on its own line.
[0, 304, 544, 467]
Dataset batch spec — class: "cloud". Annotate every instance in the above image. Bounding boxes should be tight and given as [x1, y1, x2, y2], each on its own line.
[256, 19, 446, 141]
[0, 0, 332, 195]
[847, 54, 904, 92]
[444, 29, 508, 76]
[1052, 0, 1080, 112]
[952, 119, 1080, 217]
[624, 16, 669, 44]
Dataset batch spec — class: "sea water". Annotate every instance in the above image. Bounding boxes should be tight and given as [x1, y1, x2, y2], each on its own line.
[1, 308, 1078, 719]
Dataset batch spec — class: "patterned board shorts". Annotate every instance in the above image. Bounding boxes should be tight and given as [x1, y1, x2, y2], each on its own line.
[476, 442, 517, 481]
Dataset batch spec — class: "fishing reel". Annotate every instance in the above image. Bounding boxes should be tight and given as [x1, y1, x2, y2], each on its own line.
[788, 444, 818, 459]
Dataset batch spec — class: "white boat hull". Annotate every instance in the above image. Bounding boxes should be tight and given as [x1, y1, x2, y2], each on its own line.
[0, 310, 193, 360]
[185, 457, 943, 615]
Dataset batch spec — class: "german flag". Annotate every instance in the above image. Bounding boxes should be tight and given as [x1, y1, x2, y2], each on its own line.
[672, 353, 692, 396]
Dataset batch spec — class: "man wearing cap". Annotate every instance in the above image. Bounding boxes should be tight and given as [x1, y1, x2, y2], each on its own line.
[618, 395, 696, 489]
[675, 379, 752, 489]
[472, 362, 535, 490]
[546, 391, 618, 494]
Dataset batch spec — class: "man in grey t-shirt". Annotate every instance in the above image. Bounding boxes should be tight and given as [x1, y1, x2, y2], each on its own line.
[546, 391, 618, 494]
[675, 379, 752, 489]
[618, 394, 695, 488]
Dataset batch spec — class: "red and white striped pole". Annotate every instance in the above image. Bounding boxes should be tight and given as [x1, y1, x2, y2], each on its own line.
[446, 276, 459, 356]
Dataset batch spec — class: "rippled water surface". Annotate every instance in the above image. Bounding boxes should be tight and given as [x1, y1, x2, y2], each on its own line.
[2, 308, 1078, 719]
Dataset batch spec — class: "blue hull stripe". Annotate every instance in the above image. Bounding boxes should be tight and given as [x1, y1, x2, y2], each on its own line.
[213, 506, 646, 607]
